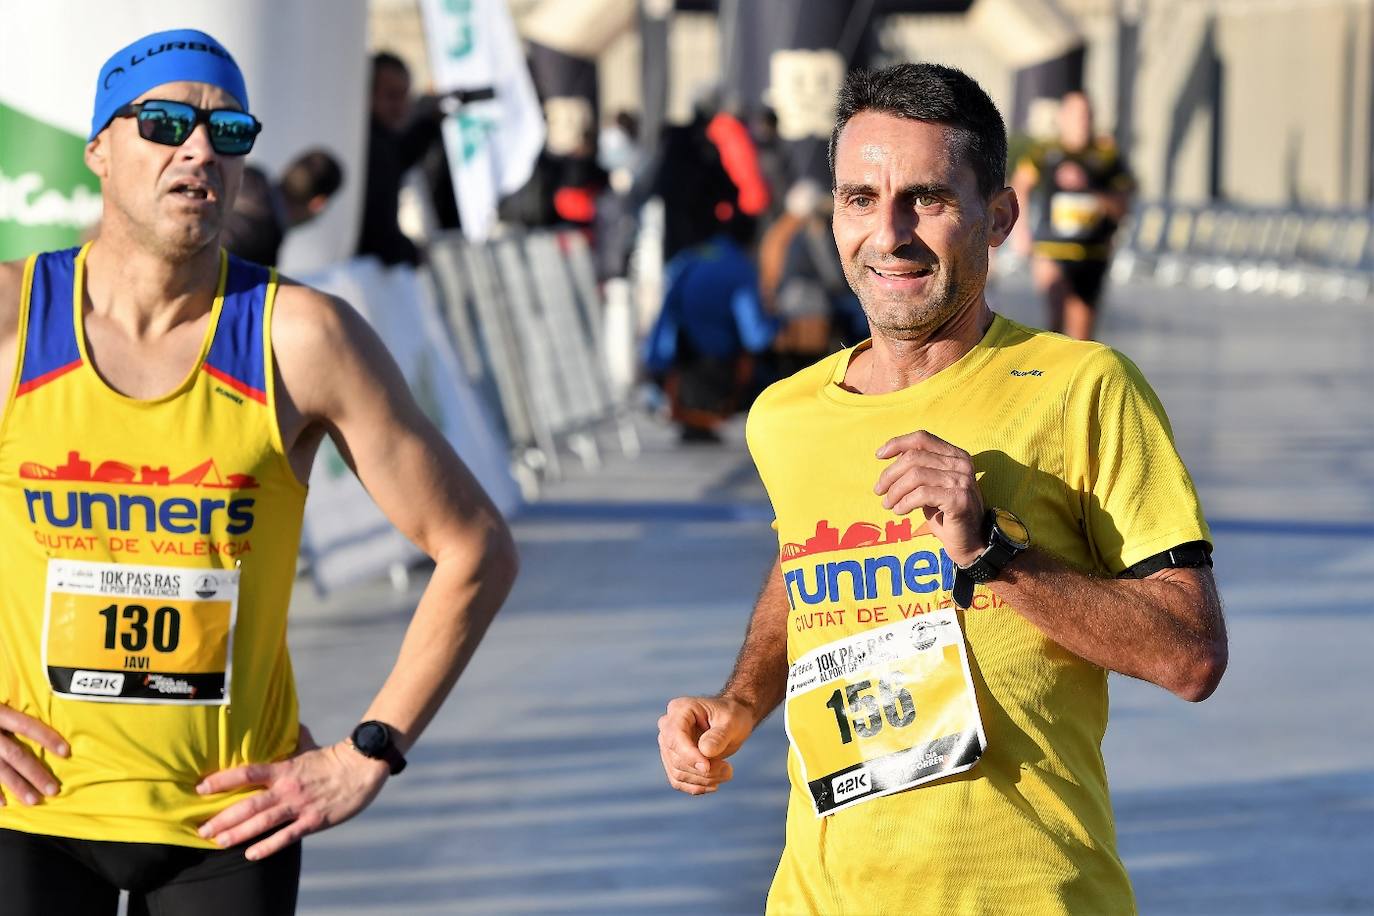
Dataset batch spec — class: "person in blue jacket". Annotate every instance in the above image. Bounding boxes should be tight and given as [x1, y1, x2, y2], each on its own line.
[645, 215, 779, 442]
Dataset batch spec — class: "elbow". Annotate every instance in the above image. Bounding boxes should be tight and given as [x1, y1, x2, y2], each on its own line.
[487, 520, 520, 602]
[1169, 638, 1228, 703]
[443, 512, 520, 617]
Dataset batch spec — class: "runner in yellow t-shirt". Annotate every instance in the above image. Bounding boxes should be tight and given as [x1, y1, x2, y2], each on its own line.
[657, 63, 1226, 915]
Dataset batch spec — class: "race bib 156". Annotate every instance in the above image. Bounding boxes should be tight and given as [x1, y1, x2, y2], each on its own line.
[784, 611, 986, 815]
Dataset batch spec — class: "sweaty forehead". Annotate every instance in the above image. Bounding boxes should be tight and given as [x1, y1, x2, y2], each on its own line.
[835, 113, 961, 183]
[134, 80, 243, 111]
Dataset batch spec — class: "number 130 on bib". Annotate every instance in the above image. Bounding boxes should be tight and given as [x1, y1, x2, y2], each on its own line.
[42, 559, 240, 705]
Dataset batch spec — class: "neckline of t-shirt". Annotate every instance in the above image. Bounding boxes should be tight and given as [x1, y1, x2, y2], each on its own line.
[820, 313, 1008, 408]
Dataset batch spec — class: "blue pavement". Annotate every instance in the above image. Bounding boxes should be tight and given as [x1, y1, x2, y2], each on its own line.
[287, 275, 1374, 914]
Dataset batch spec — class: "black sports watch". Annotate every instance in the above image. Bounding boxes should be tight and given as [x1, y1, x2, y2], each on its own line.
[952, 508, 1031, 609]
[349, 721, 407, 775]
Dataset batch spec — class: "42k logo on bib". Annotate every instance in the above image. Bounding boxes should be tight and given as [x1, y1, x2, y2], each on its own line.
[784, 612, 986, 815]
[42, 558, 240, 705]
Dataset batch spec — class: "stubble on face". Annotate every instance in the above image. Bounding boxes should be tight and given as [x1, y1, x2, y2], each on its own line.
[832, 116, 992, 343]
[863, 211, 989, 342]
[97, 82, 244, 263]
[844, 232, 980, 342]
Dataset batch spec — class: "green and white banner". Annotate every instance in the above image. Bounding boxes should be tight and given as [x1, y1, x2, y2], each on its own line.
[420, 0, 546, 241]
[0, 102, 102, 260]
[0, 2, 107, 261]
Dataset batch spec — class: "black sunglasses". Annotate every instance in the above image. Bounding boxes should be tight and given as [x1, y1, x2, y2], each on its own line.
[113, 100, 262, 156]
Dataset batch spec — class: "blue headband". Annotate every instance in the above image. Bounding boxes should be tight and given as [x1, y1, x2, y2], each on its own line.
[90, 29, 249, 141]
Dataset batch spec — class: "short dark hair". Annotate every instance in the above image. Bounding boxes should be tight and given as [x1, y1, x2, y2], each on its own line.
[828, 63, 1008, 200]
[371, 51, 410, 85]
[280, 149, 344, 205]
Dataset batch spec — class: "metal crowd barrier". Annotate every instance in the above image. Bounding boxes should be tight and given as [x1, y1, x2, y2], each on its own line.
[426, 228, 639, 494]
[1114, 201, 1374, 301]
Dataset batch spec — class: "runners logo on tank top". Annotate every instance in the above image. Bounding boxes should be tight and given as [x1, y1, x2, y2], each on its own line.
[20, 449, 258, 558]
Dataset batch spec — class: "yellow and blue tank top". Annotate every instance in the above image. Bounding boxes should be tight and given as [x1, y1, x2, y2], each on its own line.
[0, 243, 307, 847]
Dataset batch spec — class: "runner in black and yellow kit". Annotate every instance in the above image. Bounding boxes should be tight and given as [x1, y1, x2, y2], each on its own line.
[1012, 91, 1134, 340]
[0, 29, 516, 914]
[658, 65, 1225, 914]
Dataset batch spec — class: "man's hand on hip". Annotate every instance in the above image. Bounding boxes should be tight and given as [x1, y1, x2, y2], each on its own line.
[0, 703, 69, 806]
[658, 696, 756, 796]
[875, 430, 986, 566]
[195, 724, 389, 860]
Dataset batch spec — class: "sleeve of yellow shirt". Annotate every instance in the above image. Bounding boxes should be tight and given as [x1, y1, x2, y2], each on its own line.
[1062, 346, 1212, 574]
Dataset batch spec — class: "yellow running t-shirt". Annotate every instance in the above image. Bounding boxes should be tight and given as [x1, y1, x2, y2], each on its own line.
[0, 245, 307, 847]
[746, 315, 1209, 915]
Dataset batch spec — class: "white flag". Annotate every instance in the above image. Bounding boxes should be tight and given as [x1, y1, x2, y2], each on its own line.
[419, 0, 546, 242]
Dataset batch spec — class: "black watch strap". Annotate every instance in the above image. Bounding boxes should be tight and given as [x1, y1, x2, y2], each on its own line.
[952, 568, 977, 610]
[350, 720, 407, 775]
[953, 509, 1029, 609]
[952, 550, 1016, 609]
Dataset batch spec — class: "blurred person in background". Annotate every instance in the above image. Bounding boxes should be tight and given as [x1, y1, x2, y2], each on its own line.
[594, 112, 644, 281]
[422, 141, 462, 234]
[705, 97, 771, 225]
[357, 51, 445, 266]
[1012, 91, 1134, 340]
[758, 179, 866, 381]
[497, 147, 559, 228]
[549, 126, 608, 231]
[752, 106, 792, 229]
[644, 213, 779, 443]
[640, 87, 749, 260]
[598, 110, 644, 184]
[223, 148, 343, 267]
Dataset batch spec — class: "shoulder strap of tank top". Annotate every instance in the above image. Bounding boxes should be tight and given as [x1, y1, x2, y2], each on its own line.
[204, 251, 271, 405]
[16, 246, 83, 398]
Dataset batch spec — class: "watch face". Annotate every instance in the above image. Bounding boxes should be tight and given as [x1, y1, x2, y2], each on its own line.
[353, 721, 390, 756]
[992, 509, 1031, 549]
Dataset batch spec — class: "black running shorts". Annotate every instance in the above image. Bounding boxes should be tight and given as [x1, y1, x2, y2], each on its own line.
[0, 827, 300, 915]
[1054, 258, 1111, 307]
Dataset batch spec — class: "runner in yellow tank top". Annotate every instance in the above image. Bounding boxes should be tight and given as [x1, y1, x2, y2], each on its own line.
[657, 64, 1227, 915]
[0, 29, 517, 915]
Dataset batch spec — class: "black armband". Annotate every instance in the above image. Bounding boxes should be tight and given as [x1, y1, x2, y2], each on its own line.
[1118, 540, 1213, 579]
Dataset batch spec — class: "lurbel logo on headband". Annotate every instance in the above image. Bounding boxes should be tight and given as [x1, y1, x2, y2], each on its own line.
[90, 28, 249, 141]
[101, 41, 233, 90]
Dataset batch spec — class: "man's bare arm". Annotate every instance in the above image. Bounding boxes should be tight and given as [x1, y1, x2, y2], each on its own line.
[0, 258, 22, 295]
[719, 559, 790, 719]
[277, 284, 518, 743]
[197, 282, 517, 856]
[876, 430, 1227, 703]
[1100, 186, 1131, 224]
[995, 553, 1225, 701]
[658, 559, 791, 795]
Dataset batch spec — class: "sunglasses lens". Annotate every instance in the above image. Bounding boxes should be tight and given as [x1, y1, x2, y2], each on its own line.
[207, 112, 259, 155]
[137, 103, 195, 146]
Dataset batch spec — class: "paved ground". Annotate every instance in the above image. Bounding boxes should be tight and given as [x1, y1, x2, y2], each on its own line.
[286, 276, 1374, 915]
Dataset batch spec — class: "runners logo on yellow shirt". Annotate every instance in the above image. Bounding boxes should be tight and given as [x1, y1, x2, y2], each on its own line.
[19, 450, 260, 556]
